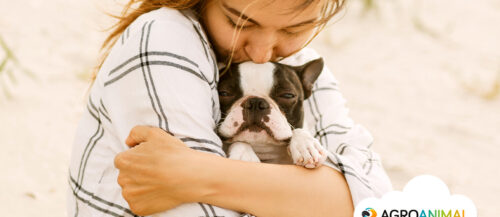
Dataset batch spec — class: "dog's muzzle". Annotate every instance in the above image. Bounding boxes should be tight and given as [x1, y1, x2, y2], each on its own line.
[242, 97, 271, 125]
[218, 95, 293, 143]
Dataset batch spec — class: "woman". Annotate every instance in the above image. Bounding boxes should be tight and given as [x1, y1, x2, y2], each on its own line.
[67, 0, 392, 216]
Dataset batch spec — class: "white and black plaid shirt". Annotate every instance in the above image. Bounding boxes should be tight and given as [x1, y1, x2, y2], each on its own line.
[67, 7, 392, 217]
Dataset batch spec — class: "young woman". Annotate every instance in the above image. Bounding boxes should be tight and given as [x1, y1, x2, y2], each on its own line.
[67, 0, 392, 216]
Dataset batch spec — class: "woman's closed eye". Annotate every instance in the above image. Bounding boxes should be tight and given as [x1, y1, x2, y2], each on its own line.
[225, 15, 309, 37]
[280, 25, 315, 36]
[225, 15, 254, 29]
[280, 29, 302, 36]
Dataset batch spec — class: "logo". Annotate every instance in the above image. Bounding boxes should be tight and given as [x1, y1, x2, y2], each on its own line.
[354, 176, 477, 217]
[362, 208, 377, 217]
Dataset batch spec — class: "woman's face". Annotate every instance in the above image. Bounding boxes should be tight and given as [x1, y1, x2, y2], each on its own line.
[201, 0, 323, 63]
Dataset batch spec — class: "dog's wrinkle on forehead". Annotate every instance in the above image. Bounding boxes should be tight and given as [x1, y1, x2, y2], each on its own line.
[286, 70, 303, 91]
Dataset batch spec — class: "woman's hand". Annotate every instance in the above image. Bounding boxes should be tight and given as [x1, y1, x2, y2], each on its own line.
[114, 126, 207, 215]
[114, 126, 354, 217]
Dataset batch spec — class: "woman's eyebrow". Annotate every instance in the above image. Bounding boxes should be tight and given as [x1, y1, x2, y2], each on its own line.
[222, 2, 318, 29]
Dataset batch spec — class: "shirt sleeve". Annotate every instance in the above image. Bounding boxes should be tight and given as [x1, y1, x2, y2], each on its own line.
[96, 17, 225, 157]
[281, 48, 393, 205]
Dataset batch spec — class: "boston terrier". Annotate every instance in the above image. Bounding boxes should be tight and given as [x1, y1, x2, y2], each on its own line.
[217, 58, 328, 168]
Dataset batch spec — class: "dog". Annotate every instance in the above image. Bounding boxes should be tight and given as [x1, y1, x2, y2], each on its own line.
[217, 58, 328, 168]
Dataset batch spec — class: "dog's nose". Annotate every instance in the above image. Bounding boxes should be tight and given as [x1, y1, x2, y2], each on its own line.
[243, 97, 270, 111]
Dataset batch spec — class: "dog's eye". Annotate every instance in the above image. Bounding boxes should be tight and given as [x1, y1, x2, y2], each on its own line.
[219, 91, 232, 97]
[280, 93, 296, 99]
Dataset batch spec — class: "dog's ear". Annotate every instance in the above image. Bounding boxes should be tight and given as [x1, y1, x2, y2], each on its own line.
[294, 58, 324, 99]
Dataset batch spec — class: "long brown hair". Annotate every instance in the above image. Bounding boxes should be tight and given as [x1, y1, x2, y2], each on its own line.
[92, 0, 345, 81]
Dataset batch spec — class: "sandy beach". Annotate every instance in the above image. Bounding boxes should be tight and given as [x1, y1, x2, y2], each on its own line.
[1, 0, 498, 216]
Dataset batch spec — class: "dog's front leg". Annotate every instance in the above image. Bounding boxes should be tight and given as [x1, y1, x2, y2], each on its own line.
[228, 142, 261, 163]
[289, 128, 328, 168]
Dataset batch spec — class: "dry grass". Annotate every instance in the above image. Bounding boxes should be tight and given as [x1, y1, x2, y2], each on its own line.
[0, 36, 34, 100]
[483, 76, 500, 99]
[463, 69, 500, 100]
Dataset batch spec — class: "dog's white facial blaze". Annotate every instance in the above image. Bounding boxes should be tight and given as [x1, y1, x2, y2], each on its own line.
[239, 62, 275, 96]
[218, 62, 293, 144]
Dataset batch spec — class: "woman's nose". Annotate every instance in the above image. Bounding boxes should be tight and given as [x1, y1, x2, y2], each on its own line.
[245, 46, 273, 63]
[244, 32, 276, 63]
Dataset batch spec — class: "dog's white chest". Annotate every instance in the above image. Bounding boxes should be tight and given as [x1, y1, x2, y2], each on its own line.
[251, 144, 292, 164]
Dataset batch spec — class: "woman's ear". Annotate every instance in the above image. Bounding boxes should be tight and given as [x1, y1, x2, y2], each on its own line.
[294, 58, 324, 99]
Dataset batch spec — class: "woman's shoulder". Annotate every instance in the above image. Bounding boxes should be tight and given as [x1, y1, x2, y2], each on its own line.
[97, 7, 216, 86]
[124, 7, 201, 42]
[122, 7, 212, 63]
[133, 7, 194, 28]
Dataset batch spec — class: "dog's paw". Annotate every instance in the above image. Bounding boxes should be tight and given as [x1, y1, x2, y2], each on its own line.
[289, 129, 327, 168]
[228, 142, 261, 163]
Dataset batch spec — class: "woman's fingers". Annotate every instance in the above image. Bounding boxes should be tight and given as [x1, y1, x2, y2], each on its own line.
[126, 125, 188, 149]
[114, 150, 138, 171]
[125, 125, 157, 147]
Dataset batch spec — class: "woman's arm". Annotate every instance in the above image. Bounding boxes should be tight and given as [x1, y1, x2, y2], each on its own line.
[116, 126, 354, 217]
[197, 152, 354, 217]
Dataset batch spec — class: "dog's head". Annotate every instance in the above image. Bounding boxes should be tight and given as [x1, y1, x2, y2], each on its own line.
[217, 58, 323, 145]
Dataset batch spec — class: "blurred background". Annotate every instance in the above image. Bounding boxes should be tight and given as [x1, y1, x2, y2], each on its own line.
[0, 0, 498, 216]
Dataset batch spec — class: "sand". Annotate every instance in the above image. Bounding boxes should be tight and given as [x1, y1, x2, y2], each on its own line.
[0, 0, 498, 216]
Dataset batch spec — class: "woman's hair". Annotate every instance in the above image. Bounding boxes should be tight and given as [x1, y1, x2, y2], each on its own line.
[91, 0, 345, 81]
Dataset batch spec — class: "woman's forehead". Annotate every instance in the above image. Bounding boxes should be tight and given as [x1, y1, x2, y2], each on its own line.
[218, 0, 323, 26]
